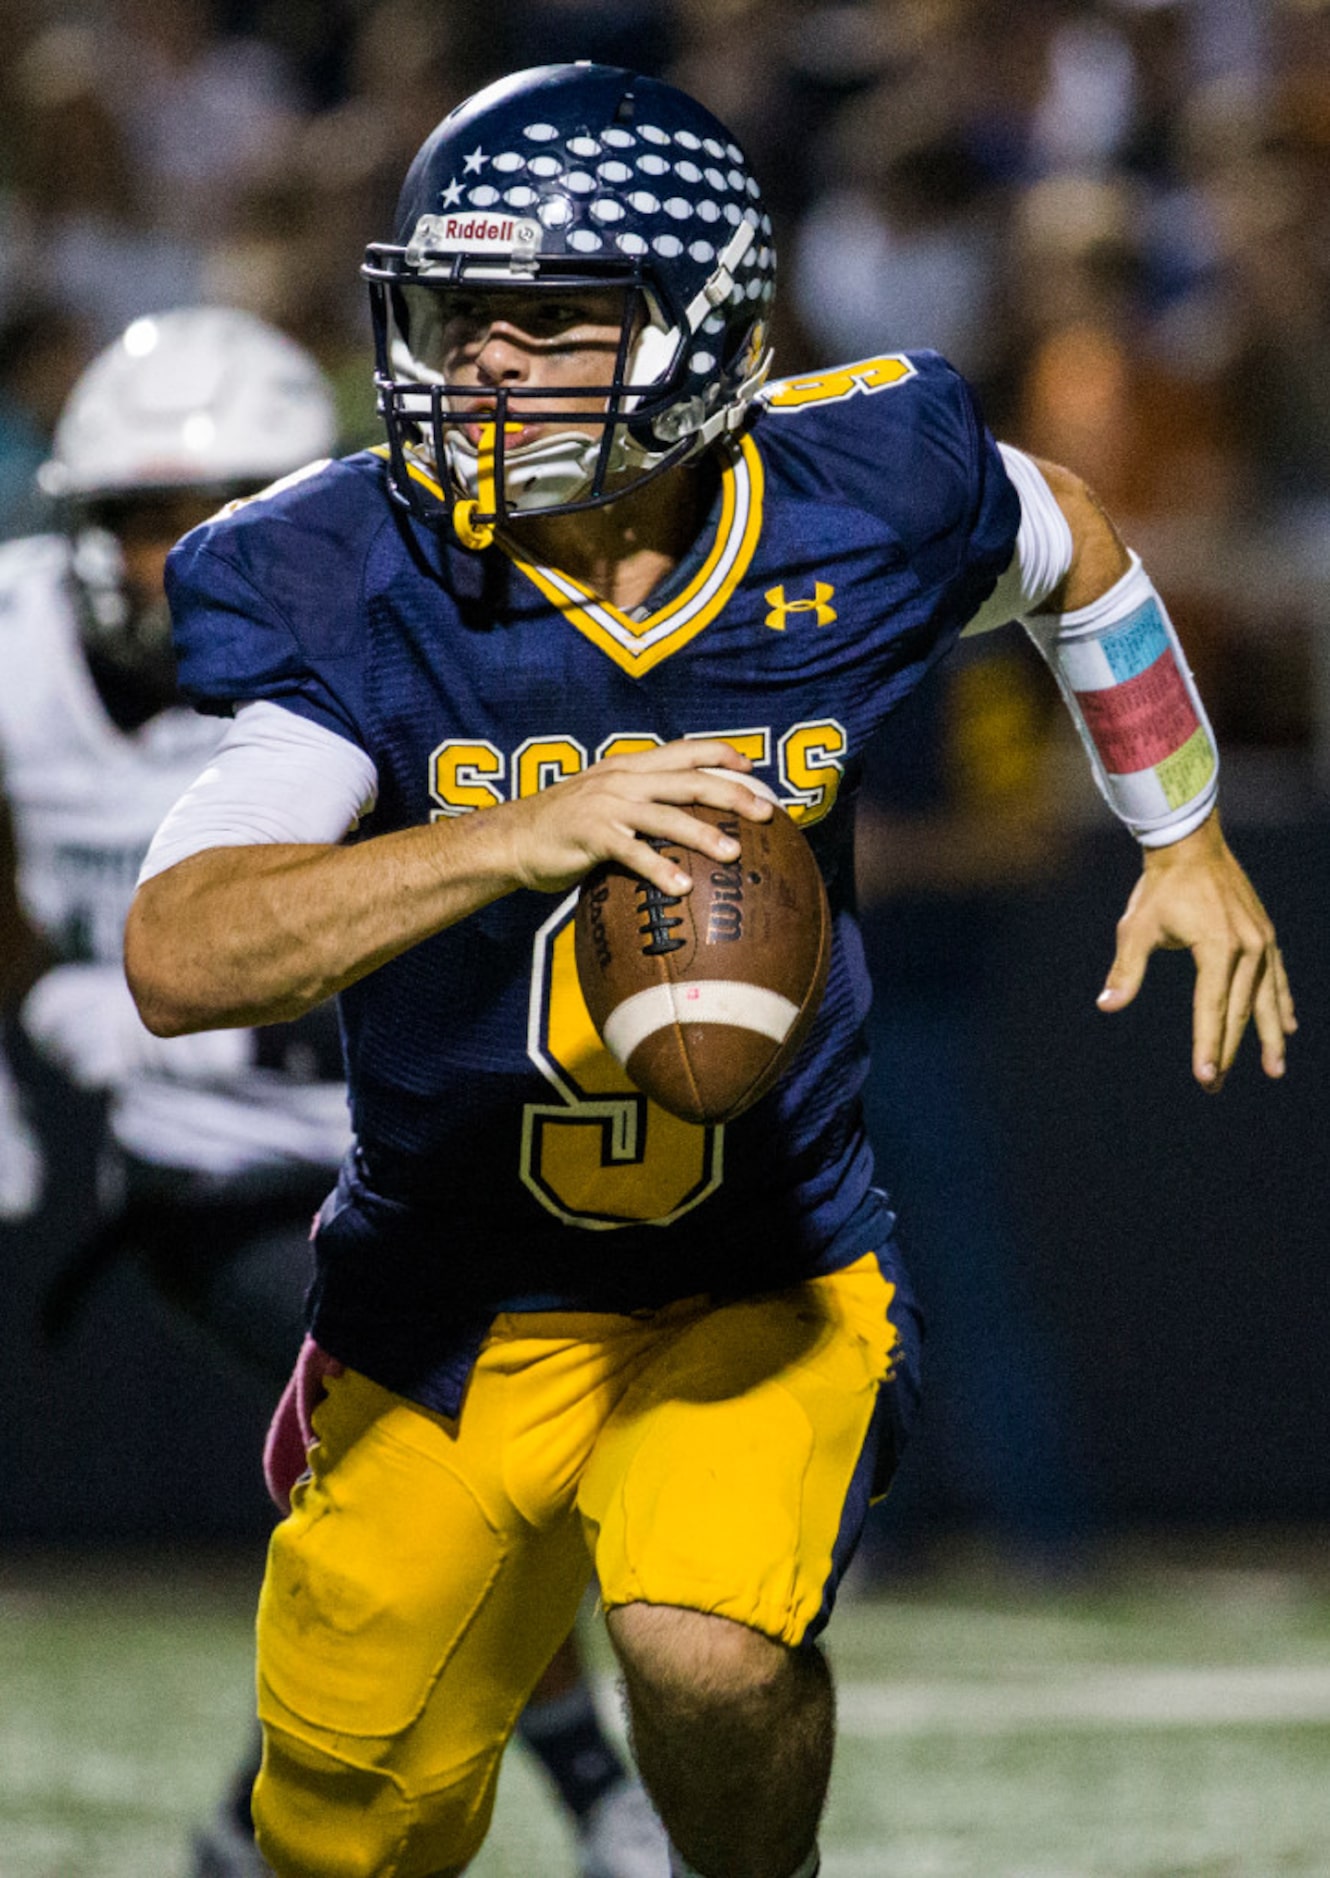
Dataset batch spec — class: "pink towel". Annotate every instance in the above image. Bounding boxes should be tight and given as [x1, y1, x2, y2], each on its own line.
[262, 1335, 344, 1512]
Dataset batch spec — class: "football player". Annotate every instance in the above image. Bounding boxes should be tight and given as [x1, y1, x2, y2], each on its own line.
[0, 304, 662, 1878]
[124, 65, 1293, 1878]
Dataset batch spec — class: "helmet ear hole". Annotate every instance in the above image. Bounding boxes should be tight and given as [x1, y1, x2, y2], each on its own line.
[626, 321, 679, 398]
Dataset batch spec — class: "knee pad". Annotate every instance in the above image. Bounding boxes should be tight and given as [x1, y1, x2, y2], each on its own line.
[254, 1723, 495, 1878]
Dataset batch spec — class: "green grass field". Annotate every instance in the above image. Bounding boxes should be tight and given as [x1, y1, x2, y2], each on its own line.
[4, 1538, 1330, 1878]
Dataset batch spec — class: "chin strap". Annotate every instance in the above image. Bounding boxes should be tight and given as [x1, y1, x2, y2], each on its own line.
[452, 420, 522, 549]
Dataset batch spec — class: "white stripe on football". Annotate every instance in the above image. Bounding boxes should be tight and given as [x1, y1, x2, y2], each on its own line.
[601, 980, 801, 1067]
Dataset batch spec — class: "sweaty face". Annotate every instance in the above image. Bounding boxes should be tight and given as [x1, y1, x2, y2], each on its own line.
[401, 284, 638, 449]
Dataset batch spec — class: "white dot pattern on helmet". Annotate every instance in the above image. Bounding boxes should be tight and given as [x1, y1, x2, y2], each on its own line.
[419, 92, 776, 412]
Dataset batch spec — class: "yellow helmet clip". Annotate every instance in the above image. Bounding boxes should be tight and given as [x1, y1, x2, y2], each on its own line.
[452, 420, 521, 550]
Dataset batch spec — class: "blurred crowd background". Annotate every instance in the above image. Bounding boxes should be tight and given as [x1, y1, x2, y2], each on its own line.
[4, 0, 1330, 795]
[2, 0, 1327, 1563]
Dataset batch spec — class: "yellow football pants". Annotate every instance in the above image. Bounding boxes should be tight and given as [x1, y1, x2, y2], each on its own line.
[253, 1252, 903, 1878]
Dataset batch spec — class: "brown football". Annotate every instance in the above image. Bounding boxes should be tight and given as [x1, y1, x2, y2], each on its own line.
[574, 792, 831, 1124]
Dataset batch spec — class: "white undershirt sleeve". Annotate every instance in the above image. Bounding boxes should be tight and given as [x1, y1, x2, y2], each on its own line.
[961, 444, 1075, 635]
[138, 700, 380, 884]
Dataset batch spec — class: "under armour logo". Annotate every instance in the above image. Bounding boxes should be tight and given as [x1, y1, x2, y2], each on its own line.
[764, 583, 837, 630]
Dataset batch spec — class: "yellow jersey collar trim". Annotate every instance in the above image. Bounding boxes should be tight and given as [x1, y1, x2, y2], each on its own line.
[500, 435, 765, 678]
[370, 443, 447, 500]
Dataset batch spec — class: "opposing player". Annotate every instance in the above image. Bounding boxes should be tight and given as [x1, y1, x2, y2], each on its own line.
[124, 65, 1293, 1878]
[0, 304, 661, 1878]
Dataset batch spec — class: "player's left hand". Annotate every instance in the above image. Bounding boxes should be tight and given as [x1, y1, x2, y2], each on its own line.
[1096, 811, 1295, 1092]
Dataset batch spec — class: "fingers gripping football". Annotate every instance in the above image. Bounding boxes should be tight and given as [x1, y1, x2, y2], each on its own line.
[575, 788, 831, 1124]
[502, 739, 775, 896]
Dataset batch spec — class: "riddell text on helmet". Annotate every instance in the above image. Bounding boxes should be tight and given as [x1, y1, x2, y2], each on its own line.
[444, 216, 517, 242]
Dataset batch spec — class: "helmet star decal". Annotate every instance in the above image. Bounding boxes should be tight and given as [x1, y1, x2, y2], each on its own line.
[362, 62, 775, 533]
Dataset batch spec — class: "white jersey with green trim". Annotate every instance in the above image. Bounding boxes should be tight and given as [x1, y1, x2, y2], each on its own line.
[0, 532, 350, 1176]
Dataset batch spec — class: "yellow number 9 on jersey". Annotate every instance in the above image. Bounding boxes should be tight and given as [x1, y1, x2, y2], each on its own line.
[764, 355, 916, 411]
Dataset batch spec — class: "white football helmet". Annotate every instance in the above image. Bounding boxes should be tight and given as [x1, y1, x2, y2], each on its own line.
[38, 307, 337, 706]
[40, 305, 337, 500]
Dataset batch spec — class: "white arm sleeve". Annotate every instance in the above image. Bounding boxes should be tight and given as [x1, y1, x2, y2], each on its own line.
[962, 444, 1075, 635]
[138, 700, 380, 884]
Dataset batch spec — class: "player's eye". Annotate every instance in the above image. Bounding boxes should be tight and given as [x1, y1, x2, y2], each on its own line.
[526, 299, 593, 334]
[440, 294, 490, 330]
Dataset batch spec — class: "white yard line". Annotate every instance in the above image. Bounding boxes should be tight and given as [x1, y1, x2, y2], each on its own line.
[836, 1663, 1330, 1734]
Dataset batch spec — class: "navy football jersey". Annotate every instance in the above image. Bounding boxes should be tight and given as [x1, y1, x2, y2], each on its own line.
[166, 350, 1018, 1410]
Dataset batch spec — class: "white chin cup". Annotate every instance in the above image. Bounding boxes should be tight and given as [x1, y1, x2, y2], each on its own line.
[391, 312, 687, 513]
[442, 414, 684, 514]
[443, 426, 607, 512]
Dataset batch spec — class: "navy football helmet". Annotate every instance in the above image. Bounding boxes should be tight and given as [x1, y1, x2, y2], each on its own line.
[362, 62, 775, 535]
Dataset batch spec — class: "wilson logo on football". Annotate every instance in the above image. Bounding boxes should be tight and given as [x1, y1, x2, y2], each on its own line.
[574, 790, 831, 1125]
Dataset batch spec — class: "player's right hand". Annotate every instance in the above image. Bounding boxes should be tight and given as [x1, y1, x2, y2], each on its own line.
[498, 738, 775, 897]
